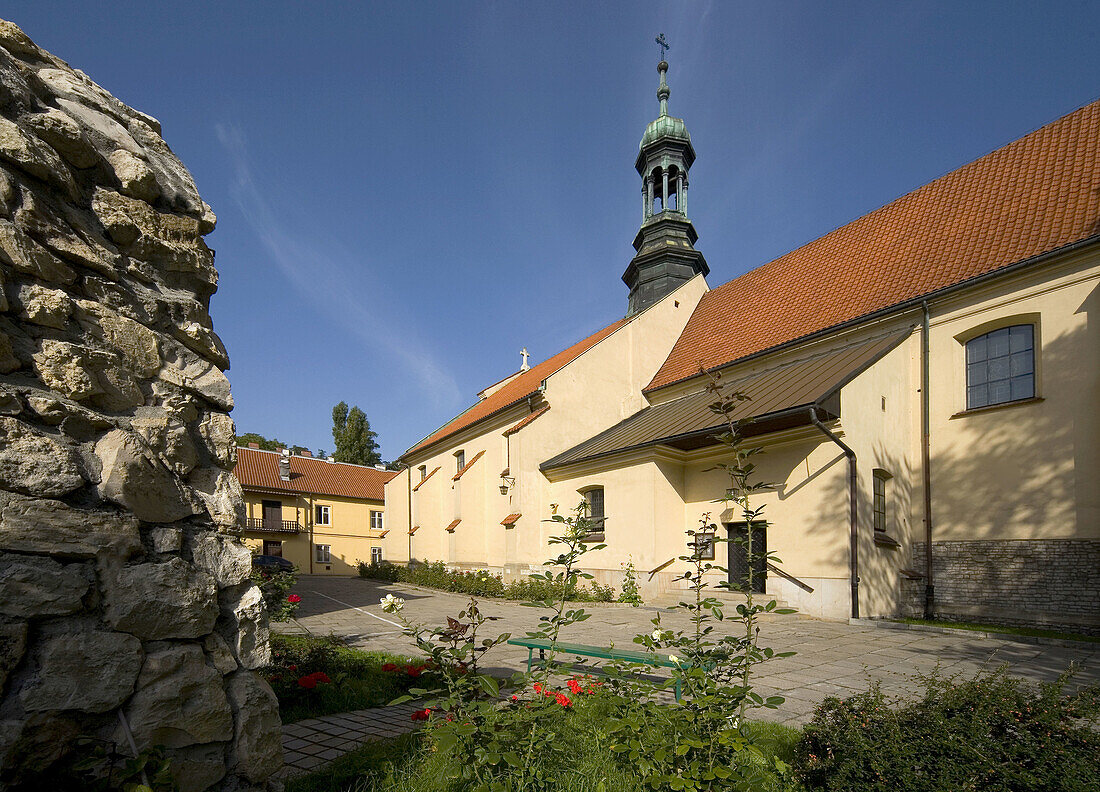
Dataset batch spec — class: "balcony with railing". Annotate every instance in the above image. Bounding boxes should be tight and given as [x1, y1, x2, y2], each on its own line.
[244, 517, 301, 534]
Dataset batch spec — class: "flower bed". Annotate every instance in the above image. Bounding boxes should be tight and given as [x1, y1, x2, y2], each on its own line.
[359, 559, 616, 602]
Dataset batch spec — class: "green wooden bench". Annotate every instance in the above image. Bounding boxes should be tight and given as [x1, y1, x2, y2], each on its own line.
[507, 637, 683, 700]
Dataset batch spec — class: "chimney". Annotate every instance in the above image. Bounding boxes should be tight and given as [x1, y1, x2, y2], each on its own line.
[248, 443, 259, 449]
[374, 464, 387, 471]
[278, 449, 291, 481]
[300, 449, 312, 457]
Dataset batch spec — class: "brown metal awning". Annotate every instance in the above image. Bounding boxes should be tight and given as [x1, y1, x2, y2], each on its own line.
[541, 330, 908, 472]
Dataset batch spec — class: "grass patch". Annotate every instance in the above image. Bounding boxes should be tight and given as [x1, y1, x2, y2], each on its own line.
[285, 703, 802, 792]
[265, 634, 429, 724]
[891, 617, 1100, 643]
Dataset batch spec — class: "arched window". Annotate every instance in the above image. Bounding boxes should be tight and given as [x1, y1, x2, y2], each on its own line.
[579, 486, 605, 540]
[965, 324, 1034, 409]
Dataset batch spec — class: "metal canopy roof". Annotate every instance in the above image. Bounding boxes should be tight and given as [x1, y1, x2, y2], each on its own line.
[541, 330, 909, 472]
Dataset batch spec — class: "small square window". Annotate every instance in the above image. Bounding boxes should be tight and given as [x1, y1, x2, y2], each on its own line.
[315, 505, 331, 526]
[315, 544, 331, 563]
[371, 547, 382, 564]
[370, 510, 383, 531]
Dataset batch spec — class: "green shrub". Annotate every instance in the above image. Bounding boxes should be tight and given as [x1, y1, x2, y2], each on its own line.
[251, 566, 300, 621]
[358, 559, 615, 602]
[793, 668, 1100, 792]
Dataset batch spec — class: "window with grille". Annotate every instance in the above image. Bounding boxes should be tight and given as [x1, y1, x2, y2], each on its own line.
[580, 487, 605, 539]
[873, 470, 891, 533]
[966, 325, 1034, 409]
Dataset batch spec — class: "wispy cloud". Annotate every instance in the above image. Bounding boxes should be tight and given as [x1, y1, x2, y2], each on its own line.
[215, 122, 462, 409]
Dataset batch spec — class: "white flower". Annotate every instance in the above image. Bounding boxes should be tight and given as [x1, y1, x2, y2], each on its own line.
[651, 628, 664, 641]
[380, 594, 405, 613]
[667, 654, 680, 664]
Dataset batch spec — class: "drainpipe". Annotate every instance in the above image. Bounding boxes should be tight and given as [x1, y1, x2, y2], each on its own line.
[407, 464, 413, 563]
[809, 408, 859, 619]
[307, 494, 314, 575]
[921, 302, 935, 618]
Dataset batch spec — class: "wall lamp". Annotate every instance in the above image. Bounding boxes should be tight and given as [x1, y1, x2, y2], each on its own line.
[499, 474, 516, 495]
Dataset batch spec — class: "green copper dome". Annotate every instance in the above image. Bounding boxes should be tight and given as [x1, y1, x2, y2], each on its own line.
[640, 114, 690, 150]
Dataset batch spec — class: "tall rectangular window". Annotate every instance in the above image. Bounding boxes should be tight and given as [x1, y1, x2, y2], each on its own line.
[455, 450, 465, 473]
[315, 544, 331, 563]
[371, 547, 383, 564]
[873, 470, 890, 533]
[966, 325, 1034, 409]
[581, 487, 605, 539]
[370, 510, 383, 530]
[315, 505, 331, 526]
[419, 465, 427, 481]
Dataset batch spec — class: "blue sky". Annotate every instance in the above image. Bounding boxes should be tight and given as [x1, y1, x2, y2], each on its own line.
[8, 2, 1098, 460]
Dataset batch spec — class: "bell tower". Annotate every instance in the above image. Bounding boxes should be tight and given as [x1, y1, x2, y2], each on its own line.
[623, 53, 708, 315]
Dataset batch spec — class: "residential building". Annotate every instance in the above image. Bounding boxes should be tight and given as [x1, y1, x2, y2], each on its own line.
[384, 59, 1099, 633]
[234, 446, 397, 575]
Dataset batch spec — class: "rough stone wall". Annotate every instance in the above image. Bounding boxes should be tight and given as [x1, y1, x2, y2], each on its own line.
[0, 20, 281, 790]
[901, 539, 1100, 635]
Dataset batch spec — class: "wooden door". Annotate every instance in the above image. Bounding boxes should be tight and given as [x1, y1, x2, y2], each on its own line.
[263, 540, 282, 557]
[262, 500, 282, 531]
[727, 522, 767, 594]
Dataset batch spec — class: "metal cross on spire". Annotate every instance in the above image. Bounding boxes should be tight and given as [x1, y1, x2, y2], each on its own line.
[655, 32, 669, 61]
[520, 347, 530, 371]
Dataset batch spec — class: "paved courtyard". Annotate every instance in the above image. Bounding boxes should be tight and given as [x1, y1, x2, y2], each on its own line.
[280, 575, 1100, 726]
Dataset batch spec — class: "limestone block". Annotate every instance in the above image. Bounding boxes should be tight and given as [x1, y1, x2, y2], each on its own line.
[0, 711, 80, 776]
[0, 618, 28, 693]
[131, 410, 197, 476]
[175, 320, 230, 371]
[0, 387, 20, 414]
[0, 19, 43, 59]
[218, 583, 271, 670]
[120, 643, 233, 750]
[126, 116, 203, 214]
[0, 553, 90, 618]
[168, 742, 228, 792]
[24, 107, 99, 168]
[226, 670, 283, 782]
[0, 417, 85, 496]
[0, 493, 141, 558]
[189, 466, 245, 529]
[107, 149, 159, 203]
[203, 632, 238, 676]
[95, 429, 198, 523]
[95, 309, 162, 377]
[20, 629, 142, 712]
[0, 116, 77, 199]
[198, 411, 237, 468]
[33, 339, 144, 411]
[191, 532, 252, 588]
[104, 557, 218, 640]
[149, 525, 182, 553]
[0, 218, 77, 284]
[159, 342, 233, 410]
[15, 283, 71, 329]
[50, 94, 142, 156]
[199, 201, 217, 234]
[0, 330, 19, 372]
[25, 393, 112, 428]
[15, 189, 121, 277]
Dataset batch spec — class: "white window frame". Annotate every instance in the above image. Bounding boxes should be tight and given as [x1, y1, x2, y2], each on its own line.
[315, 505, 331, 526]
[371, 546, 383, 564]
[370, 510, 384, 531]
[315, 544, 331, 563]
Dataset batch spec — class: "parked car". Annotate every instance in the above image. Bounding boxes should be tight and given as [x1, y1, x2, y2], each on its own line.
[251, 554, 294, 572]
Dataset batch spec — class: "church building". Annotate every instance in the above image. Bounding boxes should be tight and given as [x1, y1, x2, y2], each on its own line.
[383, 59, 1100, 633]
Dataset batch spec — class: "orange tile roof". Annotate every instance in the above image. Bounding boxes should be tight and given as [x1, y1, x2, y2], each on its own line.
[452, 450, 485, 481]
[649, 99, 1100, 391]
[503, 405, 551, 436]
[501, 513, 521, 526]
[445, 519, 461, 532]
[233, 447, 397, 501]
[412, 466, 439, 492]
[403, 318, 629, 460]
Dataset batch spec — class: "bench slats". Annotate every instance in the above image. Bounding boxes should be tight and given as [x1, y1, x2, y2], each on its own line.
[507, 637, 678, 668]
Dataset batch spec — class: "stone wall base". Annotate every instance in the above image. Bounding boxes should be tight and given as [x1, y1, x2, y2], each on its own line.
[902, 539, 1100, 635]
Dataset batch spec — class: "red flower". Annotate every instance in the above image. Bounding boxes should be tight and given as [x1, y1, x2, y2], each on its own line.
[311, 672, 331, 684]
[411, 708, 431, 722]
[567, 679, 582, 694]
[555, 693, 573, 708]
[533, 683, 544, 694]
[287, 664, 297, 671]
[287, 594, 302, 603]
[511, 694, 519, 701]
[405, 665, 422, 678]
[381, 663, 398, 672]
[297, 676, 317, 689]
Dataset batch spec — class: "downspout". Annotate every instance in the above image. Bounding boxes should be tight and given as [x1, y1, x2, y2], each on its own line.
[307, 494, 314, 575]
[407, 465, 413, 563]
[921, 301, 935, 618]
[809, 407, 859, 619]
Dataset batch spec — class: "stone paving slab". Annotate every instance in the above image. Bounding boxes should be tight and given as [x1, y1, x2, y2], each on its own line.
[280, 575, 1100, 730]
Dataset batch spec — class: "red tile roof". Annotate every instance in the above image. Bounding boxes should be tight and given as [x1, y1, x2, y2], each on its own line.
[452, 450, 485, 481]
[649, 99, 1100, 391]
[501, 513, 521, 526]
[445, 519, 461, 532]
[503, 405, 551, 436]
[412, 466, 439, 492]
[233, 447, 397, 501]
[403, 318, 629, 459]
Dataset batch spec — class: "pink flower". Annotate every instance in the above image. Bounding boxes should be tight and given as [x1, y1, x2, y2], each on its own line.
[287, 594, 302, 603]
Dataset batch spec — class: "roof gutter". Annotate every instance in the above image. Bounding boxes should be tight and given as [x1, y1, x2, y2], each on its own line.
[809, 407, 859, 619]
[647, 233, 1100, 395]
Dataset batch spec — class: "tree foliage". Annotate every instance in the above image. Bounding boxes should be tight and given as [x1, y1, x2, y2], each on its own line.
[236, 432, 310, 456]
[331, 402, 381, 466]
